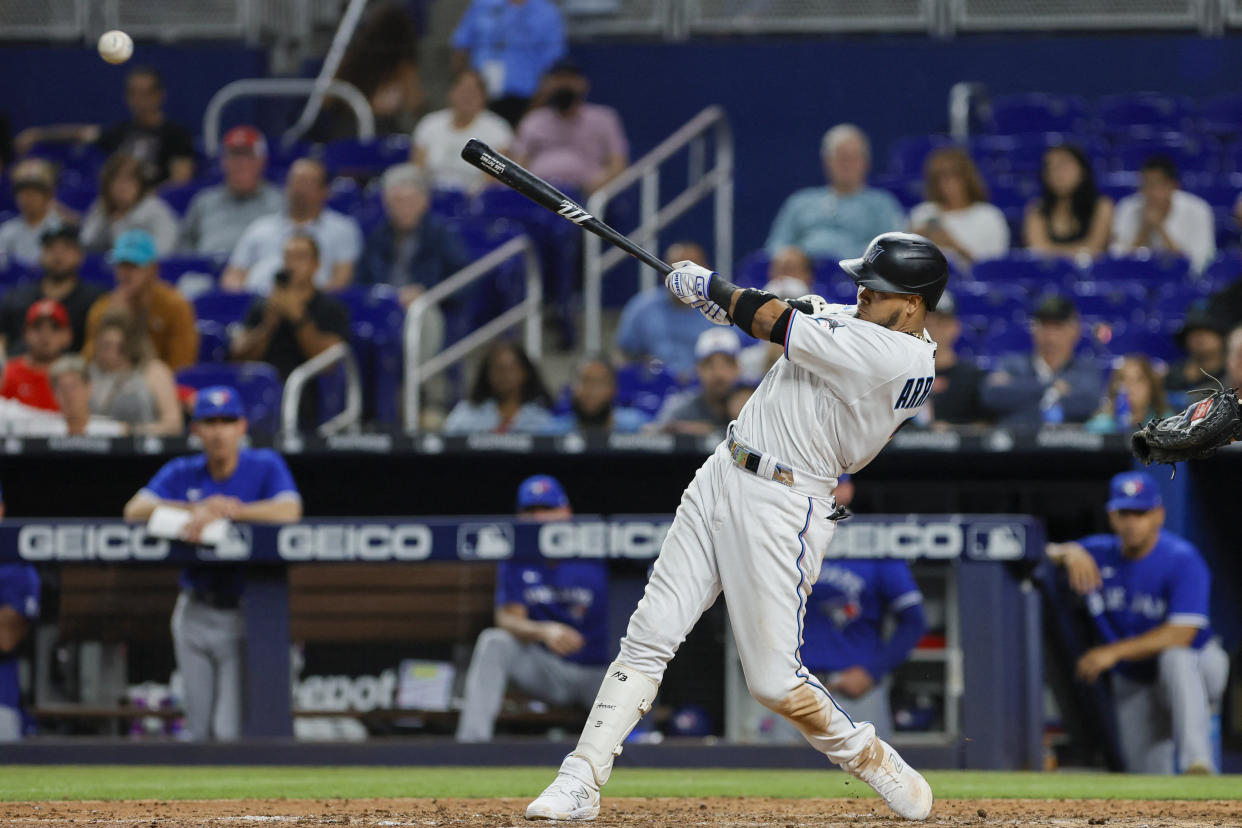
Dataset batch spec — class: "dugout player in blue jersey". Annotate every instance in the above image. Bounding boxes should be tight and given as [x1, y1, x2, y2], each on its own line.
[456, 475, 609, 742]
[1047, 471, 1229, 774]
[0, 538, 41, 742]
[122, 386, 302, 741]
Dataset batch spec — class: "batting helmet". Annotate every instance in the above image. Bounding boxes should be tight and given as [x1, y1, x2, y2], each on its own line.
[838, 232, 949, 311]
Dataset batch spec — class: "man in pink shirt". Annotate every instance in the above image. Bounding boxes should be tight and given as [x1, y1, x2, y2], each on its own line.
[512, 60, 628, 195]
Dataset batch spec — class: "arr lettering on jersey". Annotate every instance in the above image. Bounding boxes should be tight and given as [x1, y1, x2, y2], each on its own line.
[894, 376, 934, 410]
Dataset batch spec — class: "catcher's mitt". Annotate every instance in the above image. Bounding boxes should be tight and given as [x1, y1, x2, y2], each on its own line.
[1131, 388, 1242, 467]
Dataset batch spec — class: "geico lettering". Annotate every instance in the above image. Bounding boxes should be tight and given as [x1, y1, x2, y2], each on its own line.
[17, 525, 169, 561]
[830, 522, 962, 559]
[294, 669, 398, 713]
[278, 524, 432, 561]
[610, 521, 668, 559]
[539, 522, 607, 559]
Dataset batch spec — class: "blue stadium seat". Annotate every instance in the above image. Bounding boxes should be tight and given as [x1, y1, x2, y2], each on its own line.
[1110, 133, 1216, 174]
[988, 94, 1088, 136]
[1186, 178, 1242, 209]
[1069, 281, 1147, 323]
[1151, 280, 1213, 317]
[988, 175, 1038, 213]
[430, 189, 471, 219]
[324, 136, 410, 177]
[0, 260, 36, 288]
[1199, 252, 1241, 292]
[971, 252, 1081, 290]
[326, 176, 362, 215]
[1199, 93, 1242, 136]
[1104, 321, 1182, 363]
[160, 180, 209, 216]
[55, 170, 98, 213]
[982, 324, 1032, 356]
[194, 290, 259, 325]
[269, 140, 311, 169]
[1095, 93, 1194, 134]
[175, 362, 283, 434]
[196, 321, 230, 363]
[886, 135, 956, 177]
[871, 173, 923, 209]
[79, 254, 115, 289]
[26, 142, 105, 178]
[353, 188, 387, 237]
[954, 281, 1030, 323]
[614, 359, 680, 417]
[331, 286, 405, 425]
[734, 250, 771, 288]
[162, 254, 225, 288]
[1088, 253, 1191, 284]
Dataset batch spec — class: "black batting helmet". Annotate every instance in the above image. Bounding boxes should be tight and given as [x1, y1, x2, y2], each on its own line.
[838, 232, 949, 311]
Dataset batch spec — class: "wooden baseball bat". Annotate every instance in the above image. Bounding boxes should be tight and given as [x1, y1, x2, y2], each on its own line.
[461, 138, 672, 274]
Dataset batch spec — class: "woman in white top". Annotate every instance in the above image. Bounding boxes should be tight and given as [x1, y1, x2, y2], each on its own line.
[80, 153, 180, 256]
[908, 146, 1009, 268]
[411, 70, 514, 192]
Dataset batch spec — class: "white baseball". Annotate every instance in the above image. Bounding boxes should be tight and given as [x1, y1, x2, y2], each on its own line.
[98, 30, 133, 65]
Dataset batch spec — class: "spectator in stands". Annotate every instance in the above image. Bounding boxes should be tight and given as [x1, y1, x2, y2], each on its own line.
[456, 474, 607, 742]
[0, 561, 39, 742]
[654, 328, 741, 435]
[413, 70, 514, 192]
[615, 240, 717, 381]
[451, 0, 566, 127]
[123, 385, 302, 741]
[443, 340, 555, 434]
[766, 124, 904, 260]
[222, 159, 362, 294]
[88, 310, 182, 435]
[82, 230, 199, 371]
[550, 355, 649, 435]
[980, 295, 1101, 427]
[908, 147, 1009, 268]
[80, 154, 180, 256]
[1165, 303, 1227, 403]
[0, 226, 103, 358]
[329, 1, 422, 138]
[356, 164, 472, 307]
[1086, 355, 1174, 435]
[230, 234, 351, 430]
[45, 355, 126, 436]
[1024, 144, 1113, 259]
[1112, 156, 1215, 273]
[512, 59, 628, 195]
[0, 300, 72, 412]
[14, 66, 195, 185]
[179, 126, 283, 256]
[1046, 471, 1228, 773]
[739, 247, 818, 383]
[919, 290, 988, 427]
[0, 159, 62, 268]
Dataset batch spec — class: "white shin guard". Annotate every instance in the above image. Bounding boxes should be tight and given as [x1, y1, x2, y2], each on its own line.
[571, 661, 660, 787]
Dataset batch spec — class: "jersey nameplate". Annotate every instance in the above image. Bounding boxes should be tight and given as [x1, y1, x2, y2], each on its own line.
[894, 376, 934, 410]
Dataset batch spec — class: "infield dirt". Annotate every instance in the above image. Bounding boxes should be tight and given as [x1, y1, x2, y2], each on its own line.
[2, 797, 1240, 827]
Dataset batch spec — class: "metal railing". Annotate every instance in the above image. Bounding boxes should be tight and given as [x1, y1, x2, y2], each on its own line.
[685, 0, 933, 34]
[281, 341, 363, 435]
[281, 0, 369, 147]
[582, 105, 733, 352]
[201, 78, 375, 156]
[403, 235, 543, 431]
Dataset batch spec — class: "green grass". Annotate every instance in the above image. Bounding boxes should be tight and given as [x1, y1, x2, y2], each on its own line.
[0, 767, 1239, 803]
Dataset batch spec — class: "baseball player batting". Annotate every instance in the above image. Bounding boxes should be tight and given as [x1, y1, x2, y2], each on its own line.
[526, 231, 948, 822]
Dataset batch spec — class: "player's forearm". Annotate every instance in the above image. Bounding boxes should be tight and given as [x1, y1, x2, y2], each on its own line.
[875, 605, 926, 677]
[234, 497, 302, 524]
[496, 606, 548, 644]
[705, 276, 790, 342]
[0, 608, 27, 654]
[122, 493, 173, 522]
[1109, 624, 1198, 662]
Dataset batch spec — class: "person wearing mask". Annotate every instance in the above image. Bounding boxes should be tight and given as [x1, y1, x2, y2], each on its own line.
[0, 226, 104, 358]
[981, 295, 1102, 427]
[653, 328, 742, 435]
[222, 159, 362, 293]
[80, 153, 180, 256]
[443, 340, 555, 434]
[122, 386, 302, 741]
[1024, 144, 1114, 259]
[179, 126, 284, 255]
[0, 159, 63, 268]
[412, 70, 514, 192]
[82, 230, 199, 371]
[551, 356, 649, 435]
[766, 124, 905, 260]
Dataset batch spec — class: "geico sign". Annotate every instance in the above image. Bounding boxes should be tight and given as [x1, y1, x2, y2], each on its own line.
[277, 524, 433, 561]
[18, 524, 169, 561]
[828, 521, 963, 560]
[539, 521, 670, 559]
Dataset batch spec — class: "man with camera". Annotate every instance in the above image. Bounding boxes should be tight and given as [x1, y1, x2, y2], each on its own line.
[230, 233, 350, 429]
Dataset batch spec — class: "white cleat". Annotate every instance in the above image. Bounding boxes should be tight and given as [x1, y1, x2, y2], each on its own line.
[842, 738, 934, 821]
[525, 755, 601, 821]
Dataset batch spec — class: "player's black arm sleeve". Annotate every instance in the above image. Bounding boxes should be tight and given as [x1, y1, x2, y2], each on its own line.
[707, 275, 805, 344]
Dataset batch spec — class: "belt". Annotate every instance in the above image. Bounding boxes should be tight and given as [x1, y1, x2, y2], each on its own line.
[186, 589, 241, 610]
[728, 428, 795, 487]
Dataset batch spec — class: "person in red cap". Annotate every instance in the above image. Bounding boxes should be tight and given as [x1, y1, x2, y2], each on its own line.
[180, 126, 283, 256]
[0, 300, 72, 411]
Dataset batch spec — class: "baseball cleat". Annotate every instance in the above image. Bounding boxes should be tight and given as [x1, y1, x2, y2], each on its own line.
[525, 755, 601, 821]
[842, 738, 933, 821]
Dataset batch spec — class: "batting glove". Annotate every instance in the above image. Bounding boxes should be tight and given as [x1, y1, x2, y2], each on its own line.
[665, 260, 715, 306]
[694, 299, 732, 326]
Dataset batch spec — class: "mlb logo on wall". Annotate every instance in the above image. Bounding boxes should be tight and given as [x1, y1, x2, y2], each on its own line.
[968, 523, 1026, 560]
[458, 523, 514, 560]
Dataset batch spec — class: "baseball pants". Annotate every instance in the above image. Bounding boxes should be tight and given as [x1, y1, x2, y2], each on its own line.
[456, 628, 607, 742]
[751, 677, 894, 744]
[617, 443, 875, 765]
[1112, 640, 1229, 773]
[0, 705, 20, 742]
[170, 592, 245, 742]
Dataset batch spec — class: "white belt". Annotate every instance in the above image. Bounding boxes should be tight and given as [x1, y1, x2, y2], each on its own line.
[725, 426, 839, 501]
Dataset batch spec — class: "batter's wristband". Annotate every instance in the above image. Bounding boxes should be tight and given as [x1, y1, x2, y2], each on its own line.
[707, 274, 739, 316]
[768, 307, 793, 345]
[730, 288, 777, 337]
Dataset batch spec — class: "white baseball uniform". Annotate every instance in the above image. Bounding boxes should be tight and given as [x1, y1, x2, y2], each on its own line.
[566, 302, 938, 785]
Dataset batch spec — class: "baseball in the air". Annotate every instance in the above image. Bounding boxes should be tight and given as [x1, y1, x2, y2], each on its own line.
[98, 30, 134, 65]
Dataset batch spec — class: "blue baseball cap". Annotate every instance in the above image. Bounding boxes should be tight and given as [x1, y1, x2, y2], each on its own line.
[1106, 471, 1162, 512]
[110, 229, 158, 266]
[192, 386, 245, 421]
[516, 475, 569, 512]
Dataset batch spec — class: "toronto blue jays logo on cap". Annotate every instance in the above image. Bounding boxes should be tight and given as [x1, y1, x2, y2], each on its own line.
[1105, 471, 1161, 513]
[192, 384, 246, 421]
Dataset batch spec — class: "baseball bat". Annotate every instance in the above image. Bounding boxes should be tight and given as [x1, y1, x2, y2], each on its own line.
[461, 138, 672, 274]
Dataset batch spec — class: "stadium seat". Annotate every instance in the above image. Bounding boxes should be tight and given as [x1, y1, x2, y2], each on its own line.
[0, 260, 36, 288]
[55, 170, 98, 213]
[1088, 254, 1191, 284]
[1199, 253, 1241, 292]
[162, 255, 225, 288]
[1104, 320, 1182, 363]
[981, 324, 1032, 356]
[987, 175, 1038, 213]
[872, 173, 924, 209]
[614, 359, 680, 417]
[26, 142, 105, 178]
[987, 93, 1088, 136]
[733, 250, 771, 289]
[886, 135, 957, 177]
[1110, 133, 1216, 175]
[196, 321, 230, 363]
[323, 137, 409, 177]
[1151, 281, 1213, 317]
[331, 286, 405, 425]
[79, 254, 115, 289]
[194, 290, 259, 326]
[326, 176, 362, 215]
[971, 252, 1081, 290]
[175, 362, 283, 434]
[1198, 93, 1242, 136]
[954, 281, 1029, 323]
[430, 188, 471, 219]
[159, 180, 208, 216]
[1069, 281, 1147, 323]
[1095, 93, 1194, 134]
